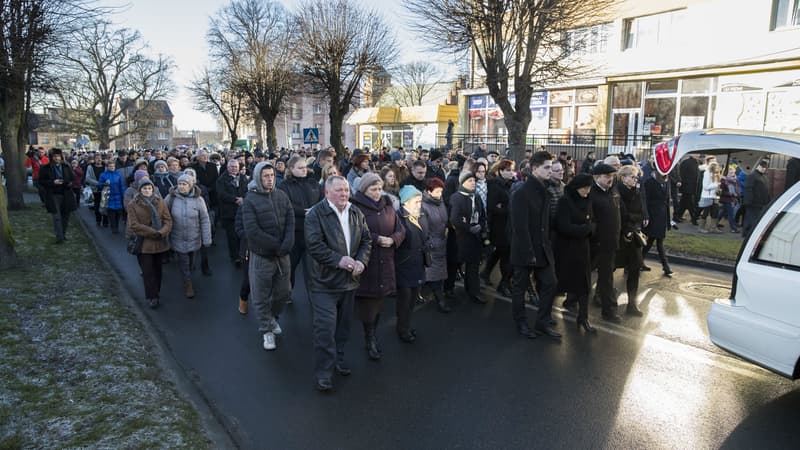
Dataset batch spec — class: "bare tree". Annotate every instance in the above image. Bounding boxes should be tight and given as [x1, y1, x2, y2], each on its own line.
[188, 66, 246, 149]
[295, 0, 398, 157]
[207, 0, 296, 152]
[406, 0, 615, 161]
[1, 0, 108, 269]
[389, 61, 443, 107]
[54, 20, 175, 150]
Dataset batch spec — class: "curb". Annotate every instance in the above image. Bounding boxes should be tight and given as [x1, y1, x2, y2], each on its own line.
[76, 210, 240, 449]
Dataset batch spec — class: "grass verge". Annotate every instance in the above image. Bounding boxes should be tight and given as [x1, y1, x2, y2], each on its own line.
[661, 231, 742, 262]
[0, 203, 210, 448]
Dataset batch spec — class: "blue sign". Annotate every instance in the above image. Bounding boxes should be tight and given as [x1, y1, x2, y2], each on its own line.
[303, 128, 319, 144]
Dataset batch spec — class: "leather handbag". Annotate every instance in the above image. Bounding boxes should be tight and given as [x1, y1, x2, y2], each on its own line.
[126, 235, 143, 255]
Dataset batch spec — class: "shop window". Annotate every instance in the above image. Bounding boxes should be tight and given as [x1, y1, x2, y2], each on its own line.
[613, 83, 642, 108]
[550, 90, 573, 104]
[646, 80, 678, 95]
[644, 98, 676, 136]
[679, 97, 709, 132]
[771, 0, 800, 30]
[682, 78, 713, 94]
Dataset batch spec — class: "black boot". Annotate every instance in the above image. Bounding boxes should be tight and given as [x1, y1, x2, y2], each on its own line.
[662, 261, 673, 277]
[363, 322, 381, 360]
[496, 280, 512, 297]
[201, 258, 212, 276]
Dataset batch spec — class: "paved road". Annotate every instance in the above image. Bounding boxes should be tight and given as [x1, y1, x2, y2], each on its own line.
[76, 206, 798, 449]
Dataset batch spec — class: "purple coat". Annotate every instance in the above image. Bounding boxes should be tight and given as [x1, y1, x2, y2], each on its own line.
[351, 191, 406, 298]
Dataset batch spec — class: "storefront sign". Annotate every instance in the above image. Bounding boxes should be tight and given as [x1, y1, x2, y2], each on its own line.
[680, 116, 705, 132]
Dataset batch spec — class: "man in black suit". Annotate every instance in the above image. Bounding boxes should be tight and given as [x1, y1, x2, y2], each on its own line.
[589, 163, 622, 323]
[509, 151, 560, 339]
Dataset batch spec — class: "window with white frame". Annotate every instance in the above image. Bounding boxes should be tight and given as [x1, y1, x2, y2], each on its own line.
[566, 23, 610, 56]
[158, 132, 167, 140]
[623, 9, 687, 50]
[771, 0, 800, 29]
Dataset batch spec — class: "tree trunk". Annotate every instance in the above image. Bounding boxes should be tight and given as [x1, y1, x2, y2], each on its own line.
[329, 103, 346, 159]
[228, 129, 238, 152]
[264, 116, 278, 152]
[0, 181, 20, 270]
[0, 97, 26, 211]
[505, 116, 529, 164]
[99, 128, 111, 150]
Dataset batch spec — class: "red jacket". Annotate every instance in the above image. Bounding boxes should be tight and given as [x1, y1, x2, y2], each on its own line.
[25, 155, 49, 180]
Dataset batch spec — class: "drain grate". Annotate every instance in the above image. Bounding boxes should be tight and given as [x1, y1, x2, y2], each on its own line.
[680, 282, 731, 298]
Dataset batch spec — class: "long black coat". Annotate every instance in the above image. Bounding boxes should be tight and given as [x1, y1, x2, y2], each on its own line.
[642, 175, 670, 239]
[395, 211, 426, 289]
[191, 161, 219, 204]
[786, 157, 800, 189]
[679, 157, 700, 195]
[554, 187, 593, 295]
[616, 183, 644, 269]
[589, 182, 621, 255]
[420, 192, 448, 282]
[351, 192, 405, 298]
[278, 175, 322, 243]
[743, 170, 770, 209]
[38, 162, 78, 214]
[509, 176, 553, 268]
[449, 189, 487, 263]
[486, 176, 513, 247]
[216, 172, 249, 220]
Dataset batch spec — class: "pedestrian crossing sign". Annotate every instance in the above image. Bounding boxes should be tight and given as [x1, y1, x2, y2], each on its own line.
[303, 128, 319, 144]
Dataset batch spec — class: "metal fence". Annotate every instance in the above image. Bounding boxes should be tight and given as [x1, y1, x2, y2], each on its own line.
[436, 133, 672, 162]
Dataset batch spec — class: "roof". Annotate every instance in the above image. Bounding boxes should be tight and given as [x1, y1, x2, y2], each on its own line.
[119, 98, 174, 117]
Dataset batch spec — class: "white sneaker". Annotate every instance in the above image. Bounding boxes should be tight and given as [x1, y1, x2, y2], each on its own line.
[263, 332, 276, 351]
[271, 320, 282, 336]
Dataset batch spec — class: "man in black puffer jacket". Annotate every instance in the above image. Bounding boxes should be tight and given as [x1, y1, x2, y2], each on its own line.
[242, 162, 294, 352]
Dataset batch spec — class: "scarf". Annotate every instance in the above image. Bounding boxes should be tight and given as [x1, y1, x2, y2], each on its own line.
[144, 195, 161, 230]
[55, 164, 63, 179]
[458, 186, 479, 224]
[403, 208, 422, 230]
[231, 174, 239, 188]
[476, 179, 488, 211]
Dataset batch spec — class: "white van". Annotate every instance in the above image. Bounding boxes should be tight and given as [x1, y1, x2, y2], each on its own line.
[653, 128, 800, 379]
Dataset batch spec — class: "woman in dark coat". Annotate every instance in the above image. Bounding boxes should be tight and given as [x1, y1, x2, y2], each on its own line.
[420, 177, 451, 313]
[351, 173, 405, 358]
[482, 159, 515, 296]
[277, 155, 322, 292]
[616, 165, 645, 317]
[555, 174, 596, 332]
[395, 185, 426, 342]
[641, 171, 673, 277]
[448, 170, 487, 304]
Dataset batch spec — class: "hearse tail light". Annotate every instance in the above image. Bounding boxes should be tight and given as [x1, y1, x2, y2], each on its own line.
[654, 136, 679, 175]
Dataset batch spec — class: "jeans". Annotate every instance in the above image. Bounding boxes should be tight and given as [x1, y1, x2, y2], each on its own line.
[175, 251, 194, 281]
[51, 194, 71, 241]
[719, 202, 738, 231]
[310, 290, 354, 381]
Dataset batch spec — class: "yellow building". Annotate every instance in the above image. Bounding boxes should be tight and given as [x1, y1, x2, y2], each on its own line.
[347, 104, 458, 149]
[461, 0, 800, 154]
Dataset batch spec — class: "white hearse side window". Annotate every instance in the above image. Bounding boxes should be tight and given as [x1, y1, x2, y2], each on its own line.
[753, 195, 800, 270]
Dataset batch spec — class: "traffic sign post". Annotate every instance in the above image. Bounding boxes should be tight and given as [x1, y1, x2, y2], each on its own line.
[303, 128, 319, 145]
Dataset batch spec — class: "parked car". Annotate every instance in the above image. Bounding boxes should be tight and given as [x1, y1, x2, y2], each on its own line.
[654, 128, 800, 379]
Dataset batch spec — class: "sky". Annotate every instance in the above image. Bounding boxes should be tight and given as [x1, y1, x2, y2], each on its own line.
[98, 0, 458, 131]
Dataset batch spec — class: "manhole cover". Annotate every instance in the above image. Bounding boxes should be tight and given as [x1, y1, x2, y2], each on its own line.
[680, 282, 731, 298]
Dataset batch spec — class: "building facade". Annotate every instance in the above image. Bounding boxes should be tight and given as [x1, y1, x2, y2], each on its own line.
[460, 0, 800, 155]
[115, 99, 174, 150]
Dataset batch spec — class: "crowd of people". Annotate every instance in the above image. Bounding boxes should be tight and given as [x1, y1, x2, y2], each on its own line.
[26, 141, 797, 392]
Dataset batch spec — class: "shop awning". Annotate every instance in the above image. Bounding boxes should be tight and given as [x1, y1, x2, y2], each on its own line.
[347, 104, 457, 125]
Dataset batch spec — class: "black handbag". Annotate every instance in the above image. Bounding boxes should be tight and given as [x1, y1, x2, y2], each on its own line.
[127, 235, 143, 255]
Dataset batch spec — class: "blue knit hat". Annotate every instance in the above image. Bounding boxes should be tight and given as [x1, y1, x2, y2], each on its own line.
[398, 185, 422, 204]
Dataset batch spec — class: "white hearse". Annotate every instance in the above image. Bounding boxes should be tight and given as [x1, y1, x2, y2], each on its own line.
[653, 129, 800, 379]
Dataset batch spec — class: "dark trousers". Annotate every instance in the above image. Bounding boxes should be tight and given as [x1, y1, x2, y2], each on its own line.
[355, 296, 383, 323]
[444, 230, 459, 291]
[742, 205, 763, 238]
[240, 253, 250, 300]
[396, 287, 418, 333]
[310, 290, 354, 381]
[222, 218, 239, 261]
[51, 194, 71, 241]
[643, 237, 669, 270]
[623, 248, 642, 306]
[289, 236, 305, 287]
[670, 182, 680, 219]
[676, 192, 698, 222]
[510, 264, 557, 328]
[137, 252, 164, 300]
[591, 251, 617, 316]
[107, 209, 122, 233]
[565, 292, 589, 322]
[484, 245, 512, 286]
[463, 260, 481, 298]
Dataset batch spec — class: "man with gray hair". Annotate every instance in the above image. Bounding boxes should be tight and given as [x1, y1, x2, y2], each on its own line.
[217, 159, 249, 266]
[304, 175, 371, 392]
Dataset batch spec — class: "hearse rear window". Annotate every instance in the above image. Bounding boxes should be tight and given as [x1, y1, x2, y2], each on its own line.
[753, 195, 800, 271]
